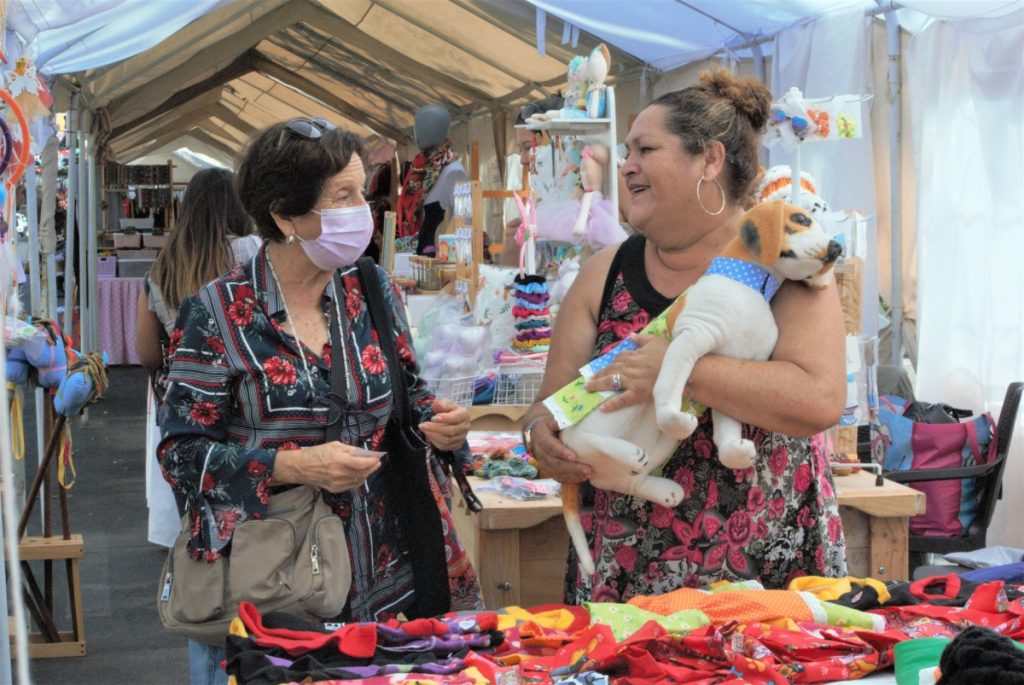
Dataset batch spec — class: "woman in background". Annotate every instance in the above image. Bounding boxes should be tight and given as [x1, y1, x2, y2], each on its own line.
[135, 167, 253, 548]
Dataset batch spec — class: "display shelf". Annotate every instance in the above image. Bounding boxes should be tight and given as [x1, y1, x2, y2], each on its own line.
[101, 160, 175, 232]
[515, 118, 610, 135]
[514, 86, 619, 238]
[101, 185, 174, 190]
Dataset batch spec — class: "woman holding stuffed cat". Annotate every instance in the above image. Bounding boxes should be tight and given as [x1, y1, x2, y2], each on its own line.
[523, 70, 847, 603]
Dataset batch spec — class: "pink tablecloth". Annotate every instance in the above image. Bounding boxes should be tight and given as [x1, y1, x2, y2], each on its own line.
[97, 277, 145, 365]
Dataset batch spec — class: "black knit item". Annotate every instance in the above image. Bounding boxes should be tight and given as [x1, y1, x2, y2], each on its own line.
[936, 626, 1024, 685]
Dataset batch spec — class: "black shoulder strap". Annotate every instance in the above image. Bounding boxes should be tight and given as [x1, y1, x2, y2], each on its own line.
[355, 259, 409, 427]
[355, 258, 482, 513]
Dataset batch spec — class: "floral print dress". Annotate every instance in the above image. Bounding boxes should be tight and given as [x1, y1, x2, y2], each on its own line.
[565, 234, 847, 604]
[158, 245, 482, 620]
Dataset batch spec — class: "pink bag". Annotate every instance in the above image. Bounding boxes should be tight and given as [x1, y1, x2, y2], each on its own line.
[879, 396, 997, 537]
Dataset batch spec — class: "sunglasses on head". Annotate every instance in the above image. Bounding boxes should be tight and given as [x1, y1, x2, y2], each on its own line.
[282, 117, 337, 141]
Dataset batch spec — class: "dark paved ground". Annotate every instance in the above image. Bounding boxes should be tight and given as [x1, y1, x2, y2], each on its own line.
[20, 366, 187, 684]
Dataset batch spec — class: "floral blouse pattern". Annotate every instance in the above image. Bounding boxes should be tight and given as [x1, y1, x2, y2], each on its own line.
[158, 245, 481, 620]
[565, 235, 847, 604]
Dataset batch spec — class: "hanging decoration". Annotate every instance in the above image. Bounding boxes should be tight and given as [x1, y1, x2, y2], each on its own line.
[511, 193, 551, 354]
[4, 56, 53, 122]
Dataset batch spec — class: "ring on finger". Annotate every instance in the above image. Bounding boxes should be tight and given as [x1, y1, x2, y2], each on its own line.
[611, 373, 623, 392]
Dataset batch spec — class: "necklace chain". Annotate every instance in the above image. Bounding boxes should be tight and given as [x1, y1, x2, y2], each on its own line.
[266, 254, 349, 399]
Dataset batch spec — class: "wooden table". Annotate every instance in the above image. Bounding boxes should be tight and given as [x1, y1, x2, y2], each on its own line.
[835, 469, 926, 581]
[452, 469, 925, 609]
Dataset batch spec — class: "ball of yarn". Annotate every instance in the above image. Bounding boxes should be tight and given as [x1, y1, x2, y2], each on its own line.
[478, 457, 538, 480]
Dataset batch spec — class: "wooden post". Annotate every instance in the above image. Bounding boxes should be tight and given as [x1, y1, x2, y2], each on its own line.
[381, 211, 397, 273]
[166, 160, 175, 230]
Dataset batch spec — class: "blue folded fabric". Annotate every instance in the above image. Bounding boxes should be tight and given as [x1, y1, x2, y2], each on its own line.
[961, 562, 1024, 584]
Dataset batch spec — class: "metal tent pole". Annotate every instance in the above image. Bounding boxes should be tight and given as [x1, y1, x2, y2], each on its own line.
[26, 163, 41, 320]
[1, 322, 32, 685]
[882, 5, 904, 365]
[77, 124, 90, 359]
[63, 103, 78, 339]
[87, 136, 99, 355]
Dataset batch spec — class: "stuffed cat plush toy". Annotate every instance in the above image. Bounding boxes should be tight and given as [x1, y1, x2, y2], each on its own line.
[559, 200, 842, 575]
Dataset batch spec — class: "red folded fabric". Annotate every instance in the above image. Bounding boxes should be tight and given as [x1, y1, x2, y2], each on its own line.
[910, 573, 962, 601]
[237, 601, 377, 658]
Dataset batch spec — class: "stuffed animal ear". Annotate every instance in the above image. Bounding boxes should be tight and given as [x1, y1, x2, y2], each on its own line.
[739, 200, 785, 265]
[588, 44, 611, 85]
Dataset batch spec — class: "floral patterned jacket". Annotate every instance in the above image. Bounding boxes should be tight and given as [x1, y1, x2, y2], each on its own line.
[157, 246, 463, 619]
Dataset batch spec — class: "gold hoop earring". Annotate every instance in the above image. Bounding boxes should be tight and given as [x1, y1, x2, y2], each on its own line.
[697, 177, 726, 216]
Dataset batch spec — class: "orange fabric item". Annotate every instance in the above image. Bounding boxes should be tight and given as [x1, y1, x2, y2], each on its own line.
[628, 588, 814, 625]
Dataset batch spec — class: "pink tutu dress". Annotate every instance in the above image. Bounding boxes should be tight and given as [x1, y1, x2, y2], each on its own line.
[535, 191, 627, 249]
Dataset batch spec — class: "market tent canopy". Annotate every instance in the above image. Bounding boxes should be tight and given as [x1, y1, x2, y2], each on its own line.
[13, 0, 1018, 163]
[25, 0, 645, 162]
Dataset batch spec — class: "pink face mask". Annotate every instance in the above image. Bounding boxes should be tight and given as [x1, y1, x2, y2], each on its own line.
[299, 204, 374, 270]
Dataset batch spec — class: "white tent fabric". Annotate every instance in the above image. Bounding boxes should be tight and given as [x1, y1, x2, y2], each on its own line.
[523, 0, 873, 69]
[22, 0, 638, 162]
[523, 0, 1024, 71]
[768, 7, 879, 335]
[8, 0, 228, 74]
[907, 7, 1024, 548]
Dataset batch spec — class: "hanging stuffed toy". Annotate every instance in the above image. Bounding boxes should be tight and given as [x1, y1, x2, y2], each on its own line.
[511, 194, 551, 354]
[534, 140, 627, 249]
[754, 165, 830, 219]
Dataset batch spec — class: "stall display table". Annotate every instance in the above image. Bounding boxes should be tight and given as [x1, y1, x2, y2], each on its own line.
[97, 277, 144, 365]
[452, 470, 925, 609]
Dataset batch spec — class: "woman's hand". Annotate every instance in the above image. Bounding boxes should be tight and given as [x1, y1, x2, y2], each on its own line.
[419, 398, 470, 451]
[274, 442, 383, 493]
[528, 414, 592, 484]
[584, 333, 670, 412]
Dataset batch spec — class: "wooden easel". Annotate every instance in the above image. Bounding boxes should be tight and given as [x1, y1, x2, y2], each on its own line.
[11, 390, 86, 659]
[468, 140, 532, 265]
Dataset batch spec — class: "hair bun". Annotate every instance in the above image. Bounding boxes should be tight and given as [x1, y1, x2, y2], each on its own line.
[700, 70, 772, 131]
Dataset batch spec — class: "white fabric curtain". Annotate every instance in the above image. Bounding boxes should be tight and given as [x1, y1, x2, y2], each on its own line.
[907, 9, 1024, 548]
[769, 8, 879, 335]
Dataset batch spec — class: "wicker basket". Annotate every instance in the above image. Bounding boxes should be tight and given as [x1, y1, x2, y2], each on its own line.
[834, 257, 863, 335]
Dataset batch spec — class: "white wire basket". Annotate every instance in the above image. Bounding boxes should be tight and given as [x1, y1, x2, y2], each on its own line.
[423, 376, 476, 407]
[491, 365, 545, 406]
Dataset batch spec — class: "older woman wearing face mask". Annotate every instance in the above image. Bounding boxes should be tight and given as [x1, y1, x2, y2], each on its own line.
[158, 118, 482, 685]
